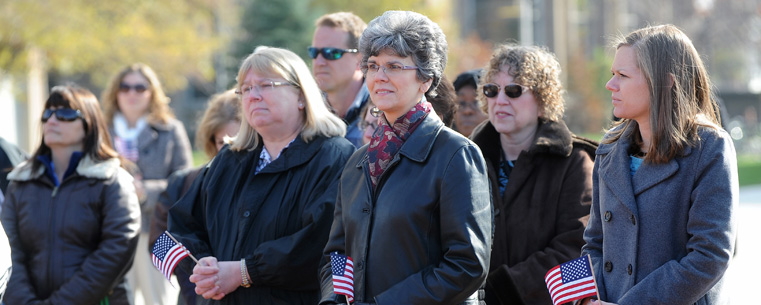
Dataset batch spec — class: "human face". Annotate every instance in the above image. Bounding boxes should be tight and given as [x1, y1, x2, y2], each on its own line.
[311, 26, 362, 94]
[486, 69, 540, 138]
[116, 72, 152, 119]
[213, 121, 241, 153]
[606, 46, 651, 125]
[454, 85, 488, 137]
[366, 51, 430, 122]
[240, 69, 304, 135]
[361, 106, 379, 145]
[42, 106, 85, 151]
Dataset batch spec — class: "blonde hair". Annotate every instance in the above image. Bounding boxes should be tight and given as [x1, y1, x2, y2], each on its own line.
[101, 63, 174, 126]
[604, 24, 720, 164]
[196, 89, 241, 159]
[230, 47, 346, 151]
[479, 43, 564, 122]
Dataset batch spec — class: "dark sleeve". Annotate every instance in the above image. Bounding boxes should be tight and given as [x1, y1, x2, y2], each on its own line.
[148, 169, 191, 253]
[491, 148, 594, 303]
[46, 170, 141, 304]
[319, 164, 349, 304]
[245, 141, 355, 290]
[373, 144, 492, 304]
[168, 165, 214, 273]
[2, 182, 43, 304]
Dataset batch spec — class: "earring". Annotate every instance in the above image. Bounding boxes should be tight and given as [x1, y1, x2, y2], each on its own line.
[299, 103, 304, 108]
[370, 106, 382, 117]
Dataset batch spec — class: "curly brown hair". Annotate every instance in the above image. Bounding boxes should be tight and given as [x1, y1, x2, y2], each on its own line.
[479, 44, 564, 122]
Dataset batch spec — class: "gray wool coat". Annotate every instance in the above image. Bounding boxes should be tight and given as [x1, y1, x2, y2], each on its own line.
[111, 118, 192, 231]
[581, 123, 738, 305]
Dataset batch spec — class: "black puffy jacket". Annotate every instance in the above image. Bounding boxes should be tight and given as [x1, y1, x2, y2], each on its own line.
[1, 156, 140, 305]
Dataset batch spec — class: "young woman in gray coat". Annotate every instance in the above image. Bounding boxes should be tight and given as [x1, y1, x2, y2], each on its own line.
[580, 24, 738, 305]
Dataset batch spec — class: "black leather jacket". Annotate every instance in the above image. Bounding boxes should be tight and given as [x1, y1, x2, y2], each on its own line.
[2, 156, 140, 305]
[320, 114, 492, 305]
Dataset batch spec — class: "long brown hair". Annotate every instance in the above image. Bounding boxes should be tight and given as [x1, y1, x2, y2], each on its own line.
[30, 84, 120, 173]
[101, 63, 174, 126]
[604, 24, 720, 164]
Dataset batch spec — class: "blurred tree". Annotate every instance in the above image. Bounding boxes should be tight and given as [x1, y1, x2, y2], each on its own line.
[0, 0, 222, 90]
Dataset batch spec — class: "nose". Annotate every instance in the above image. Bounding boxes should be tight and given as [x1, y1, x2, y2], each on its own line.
[371, 68, 389, 82]
[461, 103, 475, 115]
[313, 53, 327, 65]
[605, 76, 618, 92]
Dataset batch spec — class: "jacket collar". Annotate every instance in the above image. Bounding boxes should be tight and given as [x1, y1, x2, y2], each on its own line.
[397, 113, 444, 163]
[470, 118, 574, 164]
[245, 133, 328, 174]
[596, 124, 681, 214]
[8, 155, 123, 182]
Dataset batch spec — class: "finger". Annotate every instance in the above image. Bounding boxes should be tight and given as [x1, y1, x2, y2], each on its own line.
[202, 285, 221, 299]
[211, 292, 226, 300]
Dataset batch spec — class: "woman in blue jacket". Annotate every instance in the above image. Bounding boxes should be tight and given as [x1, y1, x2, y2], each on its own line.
[580, 24, 738, 305]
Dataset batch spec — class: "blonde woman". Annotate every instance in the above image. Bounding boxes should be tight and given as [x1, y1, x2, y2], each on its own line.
[102, 63, 193, 305]
[169, 47, 355, 304]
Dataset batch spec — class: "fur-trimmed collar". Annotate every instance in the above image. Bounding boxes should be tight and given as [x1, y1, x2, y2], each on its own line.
[8, 155, 122, 182]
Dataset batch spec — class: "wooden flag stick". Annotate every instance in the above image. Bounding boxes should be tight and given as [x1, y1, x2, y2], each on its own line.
[164, 230, 199, 264]
[586, 254, 601, 302]
[345, 295, 351, 305]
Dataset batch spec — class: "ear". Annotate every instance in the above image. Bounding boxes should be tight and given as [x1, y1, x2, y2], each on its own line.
[667, 73, 675, 89]
[298, 94, 306, 110]
[420, 78, 433, 93]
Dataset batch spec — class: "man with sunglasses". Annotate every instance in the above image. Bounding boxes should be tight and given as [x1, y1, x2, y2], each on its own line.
[310, 12, 369, 147]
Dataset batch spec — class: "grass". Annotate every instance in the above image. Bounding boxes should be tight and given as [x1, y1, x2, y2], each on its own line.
[192, 150, 210, 167]
[738, 154, 761, 187]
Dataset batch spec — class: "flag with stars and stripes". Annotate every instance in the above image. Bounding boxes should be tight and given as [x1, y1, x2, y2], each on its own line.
[151, 232, 190, 282]
[331, 252, 354, 303]
[545, 255, 598, 305]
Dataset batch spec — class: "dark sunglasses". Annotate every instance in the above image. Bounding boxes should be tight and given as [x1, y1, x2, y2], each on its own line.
[307, 47, 358, 60]
[119, 83, 149, 93]
[483, 83, 528, 99]
[41, 108, 82, 122]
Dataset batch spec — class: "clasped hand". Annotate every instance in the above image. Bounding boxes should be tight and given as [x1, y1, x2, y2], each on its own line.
[189, 256, 243, 300]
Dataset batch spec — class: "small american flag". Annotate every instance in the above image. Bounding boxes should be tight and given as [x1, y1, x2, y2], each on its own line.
[151, 232, 190, 282]
[331, 252, 354, 303]
[545, 255, 598, 305]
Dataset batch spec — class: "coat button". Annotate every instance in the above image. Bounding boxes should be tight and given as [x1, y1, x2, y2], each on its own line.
[630, 215, 636, 225]
[362, 207, 370, 214]
[627, 264, 633, 275]
[243, 211, 250, 217]
[604, 211, 612, 222]
[604, 261, 613, 272]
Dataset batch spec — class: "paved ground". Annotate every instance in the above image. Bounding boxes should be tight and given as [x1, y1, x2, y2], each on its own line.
[725, 184, 761, 304]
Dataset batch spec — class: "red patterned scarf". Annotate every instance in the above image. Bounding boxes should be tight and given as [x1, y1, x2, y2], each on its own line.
[367, 100, 432, 188]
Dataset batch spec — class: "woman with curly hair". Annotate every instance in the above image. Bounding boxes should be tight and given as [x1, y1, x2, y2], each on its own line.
[469, 43, 597, 305]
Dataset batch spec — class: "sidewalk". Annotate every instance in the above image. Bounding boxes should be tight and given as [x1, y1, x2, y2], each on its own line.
[725, 184, 760, 303]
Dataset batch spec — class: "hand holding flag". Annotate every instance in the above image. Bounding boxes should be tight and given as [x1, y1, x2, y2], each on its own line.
[545, 255, 599, 305]
[151, 231, 197, 282]
[330, 252, 354, 305]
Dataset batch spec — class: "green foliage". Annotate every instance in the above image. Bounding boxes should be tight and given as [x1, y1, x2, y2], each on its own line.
[0, 0, 222, 90]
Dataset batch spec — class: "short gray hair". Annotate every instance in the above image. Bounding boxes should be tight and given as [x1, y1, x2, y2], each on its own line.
[359, 11, 448, 96]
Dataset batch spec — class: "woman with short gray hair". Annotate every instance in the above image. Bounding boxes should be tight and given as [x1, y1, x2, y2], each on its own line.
[320, 10, 492, 305]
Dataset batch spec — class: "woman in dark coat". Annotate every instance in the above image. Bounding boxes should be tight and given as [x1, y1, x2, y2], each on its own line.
[168, 46, 355, 305]
[319, 11, 492, 305]
[470, 44, 596, 305]
[1, 85, 140, 305]
[580, 24, 738, 305]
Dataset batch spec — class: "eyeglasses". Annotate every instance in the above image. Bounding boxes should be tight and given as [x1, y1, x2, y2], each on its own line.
[235, 81, 297, 97]
[42, 108, 82, 122]
[483, 83, 529, 99]
[363, 63, 419, 77]
[307, 47, 358, 60]
[118, 83, 149, 94]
